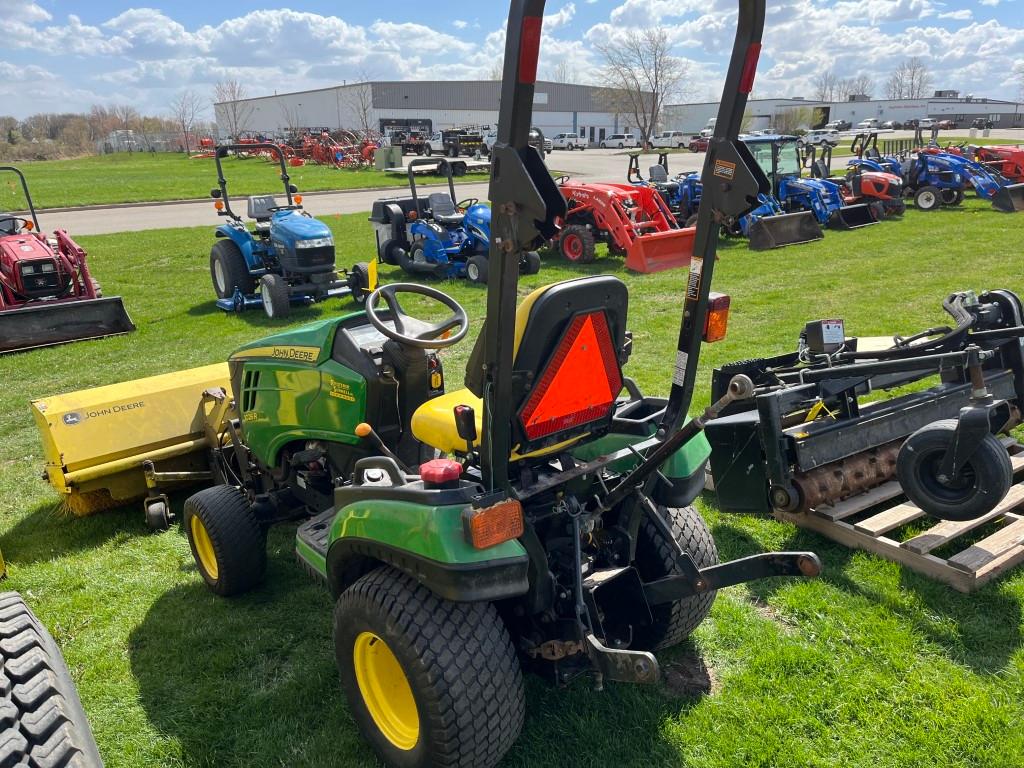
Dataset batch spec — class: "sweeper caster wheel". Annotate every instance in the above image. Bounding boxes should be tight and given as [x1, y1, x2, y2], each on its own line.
[349, 262, 371, 304]
[144, 495, 172, 532]
[334, 567, 524, 768]
[466, 255, 489, 284]
[184, 485, 267, 596]
[940, 188, 964, 206]
[260, 274, 291, 319]
[914, 185, 942, 211]
[631, 505, 719, 651]
[0, 592, 104, 768]
[897, 419, 1012, 521]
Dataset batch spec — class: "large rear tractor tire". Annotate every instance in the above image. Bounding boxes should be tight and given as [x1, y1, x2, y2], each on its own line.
[558, 224, 596, 264]
[631, 505, 719, 651]
[897, 419, 1012, 521]
[0, 592, 104, 768]
[334, 567, 524, 768]
[183, 485, 267, 596]
[259, 273, 291, 319]
[210, 240, 254, 299]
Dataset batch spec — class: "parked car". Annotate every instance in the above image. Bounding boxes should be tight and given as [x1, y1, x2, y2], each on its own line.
[881, 120, 903, 130]
[551, 132, 585, 150]
[824, 119, 851, 131]
[600, 133, 638, 149]
[651, 130, 690, 149]
[937, 119, 957, 130]
[688, 136, 709, 152]
[972, 117, 994, 130]
[798, 129, 841, 147]
[856, 118, 880, 130]
[918, 118, 936, 129]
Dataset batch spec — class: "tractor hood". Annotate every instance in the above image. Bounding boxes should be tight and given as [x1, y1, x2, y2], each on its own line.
[0, 233, 53, 267]
[229, 315, 349, 366]
[270, 210, 332, 247]
[465, 203, 490, 230]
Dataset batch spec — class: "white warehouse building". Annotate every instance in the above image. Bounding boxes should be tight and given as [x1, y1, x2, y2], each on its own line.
[214, 80, 645, 146]
[664, 93, 1024, 134]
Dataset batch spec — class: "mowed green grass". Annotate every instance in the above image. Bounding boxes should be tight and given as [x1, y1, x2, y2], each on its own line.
[0, 152, 484, 210]
[3, 199, 1024, 767]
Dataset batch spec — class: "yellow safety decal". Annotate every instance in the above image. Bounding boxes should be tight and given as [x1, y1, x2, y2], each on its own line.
[329, 380, 355, 402]
[231, 345, 320, 363]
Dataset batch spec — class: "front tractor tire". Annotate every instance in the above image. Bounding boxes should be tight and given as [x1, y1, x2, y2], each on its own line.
[559, 224, 596, 264]
[183, 485, 267, 597]
[334, 567, 524, 768]
[914, 185, 942, 211]
[632, 505, 719, 651]
[210, 239, 255, 299]
[259, 273, 291, 319]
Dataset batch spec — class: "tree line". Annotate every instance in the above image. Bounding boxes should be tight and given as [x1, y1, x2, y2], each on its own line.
[813, 57, 935, 102]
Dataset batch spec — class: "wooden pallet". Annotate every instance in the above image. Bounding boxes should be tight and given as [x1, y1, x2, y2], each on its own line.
[774, 441, 1024, 592]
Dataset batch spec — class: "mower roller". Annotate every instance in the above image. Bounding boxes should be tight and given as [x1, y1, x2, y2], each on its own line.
[32, 2, 821, 765]
[0, 166, 134, 354]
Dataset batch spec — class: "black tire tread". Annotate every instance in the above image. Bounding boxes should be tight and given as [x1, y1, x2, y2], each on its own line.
[260, 274, 291, 318]
[560, 224, 597, 264]
[335, 567, 524, 768]
[633, 506, 719, 650]
[210, 240, 254, 299]
[184, 486, 267, 596]
[0, 592, 103, 767]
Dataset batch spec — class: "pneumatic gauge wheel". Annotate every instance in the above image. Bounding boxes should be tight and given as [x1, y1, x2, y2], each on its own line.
[896, 419, 1012, 521]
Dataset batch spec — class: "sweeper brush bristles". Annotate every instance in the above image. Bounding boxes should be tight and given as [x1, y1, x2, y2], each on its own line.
[59, 489, 121, 517]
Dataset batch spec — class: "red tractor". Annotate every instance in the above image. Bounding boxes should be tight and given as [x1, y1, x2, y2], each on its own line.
[0, 166, 134, 354]
[973, 145, 1024, 184]
[805, 145, 905, 217]
[553, 176, 694, 273]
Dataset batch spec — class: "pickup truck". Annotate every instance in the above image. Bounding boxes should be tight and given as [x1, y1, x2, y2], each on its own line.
[424, 129, 483, 157]
[551, 132, 585, 150]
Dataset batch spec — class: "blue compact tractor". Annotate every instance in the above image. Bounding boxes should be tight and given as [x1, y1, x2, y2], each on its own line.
[369, 157, 541, 283]
[626, 152, 703, 226]
[209, 143, 374, 318]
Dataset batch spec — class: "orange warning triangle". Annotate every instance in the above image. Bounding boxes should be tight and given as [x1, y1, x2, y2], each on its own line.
[522, 313, 620, 439]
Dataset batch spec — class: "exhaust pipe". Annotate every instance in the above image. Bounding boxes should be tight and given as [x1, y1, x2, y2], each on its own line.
[747, 211, 824, 251]
[991, 183, 1024, 213]
[0, 297, 135, 355]
[826, 203, 878, 229]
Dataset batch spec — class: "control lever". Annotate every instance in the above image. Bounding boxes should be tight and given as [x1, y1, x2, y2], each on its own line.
[355, 422, 413, 474]
[453, 405, 478, 456]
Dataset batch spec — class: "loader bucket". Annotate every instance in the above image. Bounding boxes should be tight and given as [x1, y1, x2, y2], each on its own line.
[826, 203, 877, 230]
[747, 211, 824, 251]
[623, 227, 695, 273]
[0, 297, 135, 355]
[991, 183, 1024, 213]
[31, 363, 231, 515]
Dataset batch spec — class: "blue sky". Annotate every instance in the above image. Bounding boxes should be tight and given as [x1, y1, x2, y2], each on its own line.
[1, 0, 1021, 118]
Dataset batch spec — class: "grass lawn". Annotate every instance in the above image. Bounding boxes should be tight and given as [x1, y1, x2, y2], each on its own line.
[3, 198, 1024, 767]
[0, 152, 486, 210]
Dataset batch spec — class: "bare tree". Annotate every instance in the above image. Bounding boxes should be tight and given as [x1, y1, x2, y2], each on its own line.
[169, 89, 204, 154]
[113, 105, 139, 133]
[488, 58, 504, 80]
[594, 27, 688, 144]
[812, 70, 839, 102]
[1015, 62, 1024, 102]
[278, 102, 302, 137]
[213, 80, 254, 141]
[341, 74, 375, 137]
[886, 57, 932, 100]
[547, 60, 579, 84]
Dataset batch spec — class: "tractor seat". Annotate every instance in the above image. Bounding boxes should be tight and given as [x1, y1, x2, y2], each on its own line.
[411, 275, 629, 458]
[247, 195, 279, 223]
[648, 165, 669, 183]
[427, 193, 464, 226]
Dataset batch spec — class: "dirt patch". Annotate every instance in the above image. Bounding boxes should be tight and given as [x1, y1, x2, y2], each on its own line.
[661, 653, 718, 699]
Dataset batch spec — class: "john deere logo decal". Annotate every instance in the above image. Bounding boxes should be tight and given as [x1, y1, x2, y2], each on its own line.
[63, 412, 82, 425]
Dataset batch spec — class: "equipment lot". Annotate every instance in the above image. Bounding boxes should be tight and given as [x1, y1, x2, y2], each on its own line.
[2, 197, 1024, 767]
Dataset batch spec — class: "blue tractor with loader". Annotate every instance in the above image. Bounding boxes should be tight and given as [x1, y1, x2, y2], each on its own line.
[369, 157, 541, 284]
[626, 152, 703, 226]
[915, 147, 1024, 212]
[208, 143, 375, 319]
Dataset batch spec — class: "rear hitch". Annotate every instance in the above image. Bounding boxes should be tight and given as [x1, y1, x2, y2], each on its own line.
[584, 633, 659, 689]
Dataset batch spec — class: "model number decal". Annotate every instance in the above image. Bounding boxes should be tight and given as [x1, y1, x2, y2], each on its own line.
[713, 159, 736, 180]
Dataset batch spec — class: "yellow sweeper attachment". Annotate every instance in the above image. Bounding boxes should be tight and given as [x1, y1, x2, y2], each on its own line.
[32, 363, 233, 518]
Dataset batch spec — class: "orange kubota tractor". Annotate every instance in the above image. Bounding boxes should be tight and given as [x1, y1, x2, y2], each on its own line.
[552, 176, 695, 273]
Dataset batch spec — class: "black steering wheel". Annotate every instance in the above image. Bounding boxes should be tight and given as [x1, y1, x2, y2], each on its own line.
[456, 198, 478, 210]
[365, 283, 469, 349]
[554, 175, 570, 185]
[0, 216, 31, 234]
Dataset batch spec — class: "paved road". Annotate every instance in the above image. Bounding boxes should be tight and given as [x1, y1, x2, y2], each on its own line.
[40, 148, 704, 236]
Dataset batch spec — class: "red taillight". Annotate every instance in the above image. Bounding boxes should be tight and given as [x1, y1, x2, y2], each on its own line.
[518, 311, 622, 441]
[518, 16, 542, 84]
[703, 292, 730, 343]
[739, 43, 762, 94]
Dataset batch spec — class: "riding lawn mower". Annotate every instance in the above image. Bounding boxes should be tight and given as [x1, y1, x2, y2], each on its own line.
[0, 166, 134, 354]
[31, 2, 824, 765]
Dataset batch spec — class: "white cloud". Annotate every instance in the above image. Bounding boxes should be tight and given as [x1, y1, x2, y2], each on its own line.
[453, 19, 468, 29]
[545, 3, 577, 30]
[939, 9, 973, 20]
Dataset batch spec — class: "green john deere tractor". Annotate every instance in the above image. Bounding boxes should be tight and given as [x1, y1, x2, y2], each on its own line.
[173, 1, 819, 766]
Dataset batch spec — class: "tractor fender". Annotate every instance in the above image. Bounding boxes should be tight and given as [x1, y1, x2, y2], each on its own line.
[216, 224, 259, 270]
[324, 498, 529, 602]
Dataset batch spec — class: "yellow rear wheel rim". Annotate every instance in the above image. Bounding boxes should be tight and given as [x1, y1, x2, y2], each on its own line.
[353, 632, 419, 750]
[190, 515, 219, 581]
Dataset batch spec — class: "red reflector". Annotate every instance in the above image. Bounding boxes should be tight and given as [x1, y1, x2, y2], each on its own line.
[739, 43, 762, 94]
[519, 311, 622, 441]
[518, 16, 543, 84]
[420, 459, 462, 485]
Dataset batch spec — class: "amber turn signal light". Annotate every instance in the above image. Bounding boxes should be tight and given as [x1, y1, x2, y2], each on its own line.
[214, 200, 224, 211]
[463, 499, 524, 549]
[703, 292, 730, 343]
[294, 194, 303, 204]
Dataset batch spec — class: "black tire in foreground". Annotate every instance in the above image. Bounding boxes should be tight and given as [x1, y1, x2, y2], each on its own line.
[183, 485, 267, 596]
[210, 239, 254, 299]
[0, 591, 104, 767]
[631, 505, 719, 651]
[897, 419, 1013, 522]
[334, 567, 524, 768]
